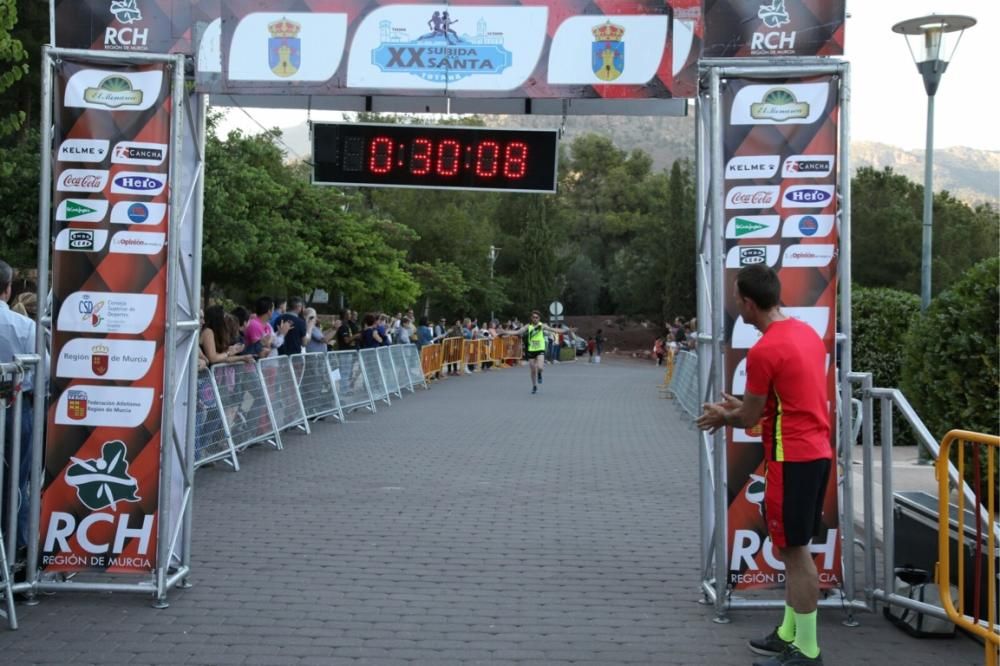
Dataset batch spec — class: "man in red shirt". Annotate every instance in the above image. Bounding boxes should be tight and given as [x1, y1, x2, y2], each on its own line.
[697, 265, 830, 666]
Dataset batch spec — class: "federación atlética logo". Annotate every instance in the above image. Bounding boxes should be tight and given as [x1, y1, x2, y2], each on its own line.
[371, 12, 512, 83]
[591, 21, 625, 82]
[65, 440, 141, 510]
[268, 16, 301, 77]
[750, 87, 810, 122]
[758, 0, 790, 29]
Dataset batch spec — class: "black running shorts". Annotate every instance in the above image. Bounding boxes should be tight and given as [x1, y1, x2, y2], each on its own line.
[763, 458, 831, 548]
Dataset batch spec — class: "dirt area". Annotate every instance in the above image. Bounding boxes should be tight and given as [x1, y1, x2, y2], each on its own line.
[562, 315, 668, 358]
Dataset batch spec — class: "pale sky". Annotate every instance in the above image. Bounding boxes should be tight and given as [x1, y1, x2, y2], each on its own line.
[219, 1, 999, 152]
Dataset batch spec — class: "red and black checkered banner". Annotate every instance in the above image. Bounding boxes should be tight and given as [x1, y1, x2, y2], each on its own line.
[41, 57, 173, 574]
[52, 1, 845, 101]
[720, 75, 841, 591]
[702, 0, 844, 58]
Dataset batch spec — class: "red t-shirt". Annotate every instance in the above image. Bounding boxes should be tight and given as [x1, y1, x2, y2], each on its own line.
[745, 317, 831, 462]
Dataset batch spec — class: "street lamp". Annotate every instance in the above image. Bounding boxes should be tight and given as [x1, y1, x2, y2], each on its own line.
[892, 14, 976, 312]
[488, 245, 501, 322]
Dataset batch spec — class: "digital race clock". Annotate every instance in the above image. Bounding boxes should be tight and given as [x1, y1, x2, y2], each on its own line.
[312, 123, 559, 193]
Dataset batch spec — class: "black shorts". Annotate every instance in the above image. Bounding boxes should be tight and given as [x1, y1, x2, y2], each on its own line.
[763, 458, 831, 548]
[526, 350, 544, 359]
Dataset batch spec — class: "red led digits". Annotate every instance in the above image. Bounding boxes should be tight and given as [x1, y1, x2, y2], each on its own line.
[436, 140, 461, 177]
[369, 136, 393, 175]
[410, 138, 433, 176]
[504, 142, 528, 179]
[475, 141, 500, 178]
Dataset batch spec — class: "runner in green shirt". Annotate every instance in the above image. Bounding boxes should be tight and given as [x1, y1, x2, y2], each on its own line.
[500, 310, 571, 394]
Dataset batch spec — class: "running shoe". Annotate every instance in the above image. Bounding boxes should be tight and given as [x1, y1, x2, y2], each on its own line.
[748, 628, 793, 657]
[532, 386, 537, 394]
[753, 646, 822, 666]
[538, 371, 543, 384]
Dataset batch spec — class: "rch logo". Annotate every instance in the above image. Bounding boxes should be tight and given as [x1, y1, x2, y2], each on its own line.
[107, 1, 147, 49]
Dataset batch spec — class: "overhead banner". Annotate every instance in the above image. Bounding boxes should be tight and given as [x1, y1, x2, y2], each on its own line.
[51, 1, 846, 101]
[721, 75, 841, 590]
[702, 0, 845, 58]
[41, 56, 173, 574]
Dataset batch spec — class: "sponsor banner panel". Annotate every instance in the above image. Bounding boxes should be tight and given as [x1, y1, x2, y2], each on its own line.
[721, 75, 841, 591]
[703, 0, 845, 58]
[43, 57, 172, 575]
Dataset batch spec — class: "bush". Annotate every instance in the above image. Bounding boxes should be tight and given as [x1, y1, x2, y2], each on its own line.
[851, 286, 921, 446]
[902, 257, 999, 496]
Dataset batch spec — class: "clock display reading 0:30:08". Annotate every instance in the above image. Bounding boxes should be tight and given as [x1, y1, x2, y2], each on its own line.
[312, 123, 559, 193]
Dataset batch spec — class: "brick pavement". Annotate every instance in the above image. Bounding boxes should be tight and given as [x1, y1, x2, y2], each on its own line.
[0, 357, 985, 665]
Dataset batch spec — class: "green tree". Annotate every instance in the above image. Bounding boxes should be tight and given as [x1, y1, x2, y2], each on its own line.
[0, 0, 28, 143]
[661, 159, 696, 322]
[0, 127, 38, 267]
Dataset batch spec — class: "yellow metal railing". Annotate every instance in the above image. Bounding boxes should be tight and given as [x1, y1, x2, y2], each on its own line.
[936, 429, 999, 666]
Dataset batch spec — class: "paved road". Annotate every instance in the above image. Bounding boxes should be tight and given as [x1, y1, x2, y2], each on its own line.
[0, 358, 985, 664]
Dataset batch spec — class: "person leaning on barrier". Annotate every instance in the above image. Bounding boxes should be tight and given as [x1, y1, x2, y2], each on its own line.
[696, 265, 830, 666]
[0, 260, 43, 554]
[201, 305, 246, 364]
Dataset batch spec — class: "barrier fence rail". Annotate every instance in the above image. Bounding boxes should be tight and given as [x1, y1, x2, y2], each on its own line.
[0, 359, 30, 630]
[936, 430, 1000, 666]
[663, 350, 699, 418]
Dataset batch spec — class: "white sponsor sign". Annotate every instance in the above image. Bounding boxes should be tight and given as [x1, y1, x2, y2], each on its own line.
[732, 357, 747, 395]
[725, 244, 780, 268]
[111, 141, 168, 166]
[725, 155, 779, 180]
[347, 5, 547, 91]
[64, 69, 163, 111]
[731, 307, 830, 349]
[54, 385, 154, 427]
[726, 186, 780, 210]
[56, 199, 109, 223]
[57, 139, 110, 163]
[110, 231, 165, 255]
[781, 154, 834, 179]
[198, 18, 223, 74]
[57, 339, 156, 381]
[726, 215, 780, 239]
[781, 214, 835, 239]
[110, 201, 167, 225]
[57, 169, 109, 193]
[228, 12, 348, 82]
[547, 16, 668, 85]
[54, 229, 109, 253]
[57, 291, 158, 335]
[110, 171, 166, 196]
[781, 184, 835, 209]
[672, 17, 695, 76]
[731, 83, 829, 126]
[781, 244, 837, 268]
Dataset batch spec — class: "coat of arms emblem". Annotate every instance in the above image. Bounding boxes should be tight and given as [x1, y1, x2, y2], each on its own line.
[269, 17, 302, 77]
[592, 21, 625, 82]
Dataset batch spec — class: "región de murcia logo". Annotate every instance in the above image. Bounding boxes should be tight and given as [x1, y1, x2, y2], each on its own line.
[65, 440, 141, 510]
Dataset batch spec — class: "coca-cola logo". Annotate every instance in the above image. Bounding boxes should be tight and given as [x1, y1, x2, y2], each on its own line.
[726, 186, 780, 210]
[57, 169, 109, 193]
[731, 192, 773, 204]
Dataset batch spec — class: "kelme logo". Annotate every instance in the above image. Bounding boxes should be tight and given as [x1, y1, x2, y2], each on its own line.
[750, 87, 809, 122]
[83, 75, 144, 108]
[64, 440, 141, 510]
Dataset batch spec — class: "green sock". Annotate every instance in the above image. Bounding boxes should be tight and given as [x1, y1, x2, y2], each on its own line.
[793, 610, 820, 658]
[777, 605, 796, 642]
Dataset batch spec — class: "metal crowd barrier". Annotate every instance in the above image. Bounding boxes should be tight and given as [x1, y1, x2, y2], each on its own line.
[664, 350, 699, 418]
[376, 346, 403, 399]
[420, 344, 443, 379]
[194, 369, 239, 470]
[259, 356, 310, 436]
[937, 430, 999, 666]
[360, 348, 391, 406]
[292, 352, 344, 423]
[208, 360, 281, 459]
[402, 345, 428, 390]
[329, 350, 376, 414]
[388, 345, 412, 394]
[441, 337, 463, 372]
[0, 359, 30, 629]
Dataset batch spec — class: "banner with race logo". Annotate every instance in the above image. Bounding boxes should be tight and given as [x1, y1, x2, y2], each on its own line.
[702, 0, 845, 58]
[721, 75, 841, 590]
[41, 56, 173, 574]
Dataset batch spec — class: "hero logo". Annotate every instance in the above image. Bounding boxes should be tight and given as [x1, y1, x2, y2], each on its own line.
[106, 1, 148, 50]
[111, 171, 166, 196]
[782, 154, 834, 179]
[57, 139, 110, 163]
[752, 0, 796, 55]
[57, 169, 109, 193]
[726, 186, 780, 210]
[782, 185, 835, 209]
[111, 141, 167, 166]
[725, 155, 780, 180]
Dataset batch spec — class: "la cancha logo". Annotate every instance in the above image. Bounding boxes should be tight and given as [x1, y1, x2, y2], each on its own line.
[65, 440, 141, 511]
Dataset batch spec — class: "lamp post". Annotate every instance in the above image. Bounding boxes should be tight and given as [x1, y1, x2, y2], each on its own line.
[892, 14, 976, 312]
[488, 245, 500, 322]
